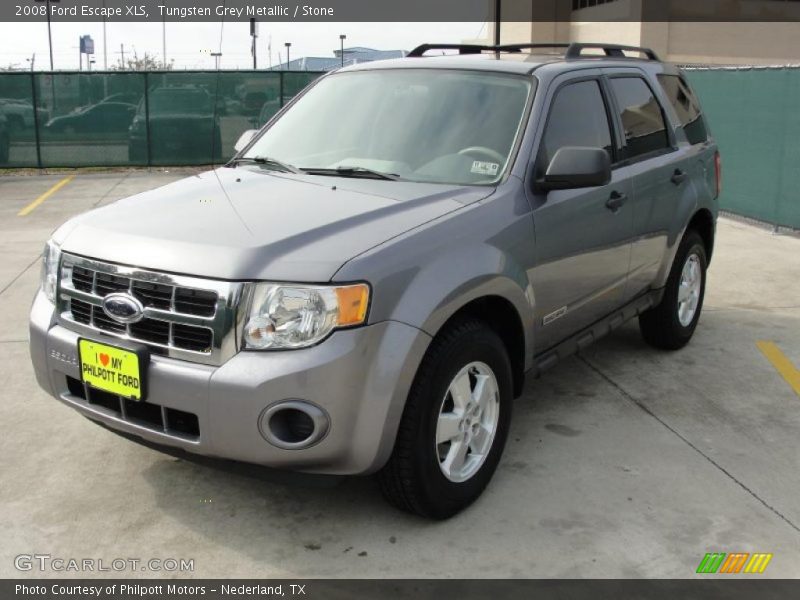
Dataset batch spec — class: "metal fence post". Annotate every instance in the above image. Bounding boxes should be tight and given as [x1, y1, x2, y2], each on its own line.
[144, 72, 152, 167]
[279, 71, 285, 107]
[29, 72, 43, 169]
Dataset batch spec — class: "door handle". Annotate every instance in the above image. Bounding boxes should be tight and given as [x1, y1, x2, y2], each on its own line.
[605, 191, 628, 212]
[671, 169, 688, 186]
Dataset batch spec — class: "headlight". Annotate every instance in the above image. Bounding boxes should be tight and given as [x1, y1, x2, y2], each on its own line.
[41, 239, 61, 303]
[243, 283, 370, 350]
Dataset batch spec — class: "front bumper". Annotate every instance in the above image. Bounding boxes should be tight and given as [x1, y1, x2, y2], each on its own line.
[30, 290, 430, 475]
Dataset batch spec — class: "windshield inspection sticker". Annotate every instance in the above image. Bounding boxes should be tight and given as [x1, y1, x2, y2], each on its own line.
[471, 161, 500, 176]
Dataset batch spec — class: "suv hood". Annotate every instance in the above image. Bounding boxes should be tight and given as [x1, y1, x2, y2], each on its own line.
[58, 167, 491, 281]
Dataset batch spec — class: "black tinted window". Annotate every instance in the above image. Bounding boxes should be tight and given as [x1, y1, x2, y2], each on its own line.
[657, 74, 709, 145]
[609, 77, 670, 160]
[542, 80, 612, 166]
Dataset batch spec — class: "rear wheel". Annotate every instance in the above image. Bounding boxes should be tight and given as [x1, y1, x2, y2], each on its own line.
[379, 319, 512, 519]
[639, 230, 707, 350]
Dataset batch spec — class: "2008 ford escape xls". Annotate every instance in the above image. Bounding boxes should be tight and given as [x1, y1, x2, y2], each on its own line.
[30, 43, 720, 519]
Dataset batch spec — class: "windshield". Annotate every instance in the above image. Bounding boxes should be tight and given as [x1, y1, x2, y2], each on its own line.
[244, 69, 533, 185]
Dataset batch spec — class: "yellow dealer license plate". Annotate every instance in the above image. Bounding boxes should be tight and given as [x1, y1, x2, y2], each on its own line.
[78, 339, 146, 401]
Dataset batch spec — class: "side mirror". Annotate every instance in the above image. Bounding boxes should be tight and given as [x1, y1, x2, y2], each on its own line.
[540, 147, 611, 191]
[234, 129, 258, 153]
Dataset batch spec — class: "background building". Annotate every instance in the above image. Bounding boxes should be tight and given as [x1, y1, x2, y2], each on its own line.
[484, 0, 800, 65]
[270, 47, 407, 71]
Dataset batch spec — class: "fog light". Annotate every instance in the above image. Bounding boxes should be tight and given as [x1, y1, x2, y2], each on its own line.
[258, 400, 330, 449]
[271, 409, 315, 442]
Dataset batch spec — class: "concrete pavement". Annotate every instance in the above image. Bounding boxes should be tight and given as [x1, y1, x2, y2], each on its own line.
[1, 170, 798, 578]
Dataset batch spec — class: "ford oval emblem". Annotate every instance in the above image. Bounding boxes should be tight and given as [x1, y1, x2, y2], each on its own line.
[101, 293, 145, 324]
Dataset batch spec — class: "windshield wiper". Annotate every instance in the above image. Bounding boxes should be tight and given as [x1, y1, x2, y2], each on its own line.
[300, 166, 401, 181]
[228, 155, 301, 174]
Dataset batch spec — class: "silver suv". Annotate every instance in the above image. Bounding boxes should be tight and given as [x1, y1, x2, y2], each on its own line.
[29, 43, 720, 518]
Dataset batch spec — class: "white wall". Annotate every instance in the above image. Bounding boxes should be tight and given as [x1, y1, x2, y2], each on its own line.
[471, 0, 800, 65]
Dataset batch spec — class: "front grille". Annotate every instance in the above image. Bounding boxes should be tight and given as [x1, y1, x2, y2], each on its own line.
[58, 254, 244, 366]
[72, 266, 94, 292]
[132, 280, 172, 310]
[175, 288, 217, 316]
[70, 298, 92, 324]
[172, 324, 213, 352]
[74, 267, 218, 317]
[95, 272, 129, 296]
[129, 318, 170, 345]
[66, 376, 200, 439]
[67, 267, 214, 352]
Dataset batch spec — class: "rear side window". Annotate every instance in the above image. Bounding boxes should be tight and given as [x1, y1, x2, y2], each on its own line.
[609, 77, 671, 161]
[542, 80, 613, 166]
[657, 74, 709, 145]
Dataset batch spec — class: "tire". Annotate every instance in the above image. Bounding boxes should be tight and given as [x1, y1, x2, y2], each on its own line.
[639, 230, 707, 350]
[378, 318, 513, 519]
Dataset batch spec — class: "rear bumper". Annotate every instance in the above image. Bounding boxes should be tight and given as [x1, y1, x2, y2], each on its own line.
[30, 290, 430, 475]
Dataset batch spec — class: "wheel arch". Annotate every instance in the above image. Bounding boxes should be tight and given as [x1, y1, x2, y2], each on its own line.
[686, 208, 715, 265]
[429, 294, 528, 398]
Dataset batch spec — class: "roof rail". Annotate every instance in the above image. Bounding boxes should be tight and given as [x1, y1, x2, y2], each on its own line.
[406, 44, 495, 57]
[496, 43, 572, 53]
[407, 42, 660, 61]
[565, 43, 660, 61]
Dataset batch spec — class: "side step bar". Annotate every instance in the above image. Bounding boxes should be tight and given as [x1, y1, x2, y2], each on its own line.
[530, 288, 664, 377]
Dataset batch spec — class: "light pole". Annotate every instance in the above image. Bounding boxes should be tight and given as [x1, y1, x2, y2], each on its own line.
[339, 34, 346, 67]
[102, 0, 108, 69]
[494, 0, 501, 46]
[284, 42, 291, 70]
[250, 19, 258, 69]
[162, 1, 167, 67]
[211, 52, 222, 70]
[34, 0, 59, 70]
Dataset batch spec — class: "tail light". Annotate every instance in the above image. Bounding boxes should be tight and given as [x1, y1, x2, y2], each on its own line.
[714, 151, 722, 199]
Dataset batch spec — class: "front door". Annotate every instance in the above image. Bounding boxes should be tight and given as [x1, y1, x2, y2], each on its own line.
[527, 74, 635, 353]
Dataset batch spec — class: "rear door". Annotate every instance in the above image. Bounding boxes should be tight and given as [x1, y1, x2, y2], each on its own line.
[527, 72, 635, 352]
[601, 69, 696, 300]
[656, 71, 718, 211]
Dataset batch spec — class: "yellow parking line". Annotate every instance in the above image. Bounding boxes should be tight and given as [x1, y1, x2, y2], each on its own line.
[757, 341, 800, 397]
[17, 175, 74, 217]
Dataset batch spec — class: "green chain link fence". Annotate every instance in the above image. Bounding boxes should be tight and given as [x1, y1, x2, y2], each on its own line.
[0, 70, 322, 169]
[684, 66, 800, 230]
[1, 67, 798, 230]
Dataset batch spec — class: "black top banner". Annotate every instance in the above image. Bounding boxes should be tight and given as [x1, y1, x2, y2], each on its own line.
[5, 0, 800, 22]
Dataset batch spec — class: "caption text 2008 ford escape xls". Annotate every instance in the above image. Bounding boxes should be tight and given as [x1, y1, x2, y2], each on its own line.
[30, 43, 720, 518]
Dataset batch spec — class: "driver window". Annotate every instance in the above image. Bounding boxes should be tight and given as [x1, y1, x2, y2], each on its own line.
[542, 80, 613, 167]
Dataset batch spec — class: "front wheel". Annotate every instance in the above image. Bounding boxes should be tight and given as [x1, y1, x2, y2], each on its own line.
[639, 230, 707, 350]
[378, 319, 513, 519]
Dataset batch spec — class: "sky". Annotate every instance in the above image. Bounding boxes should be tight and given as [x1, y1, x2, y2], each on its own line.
[0, 21, 488, 70]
